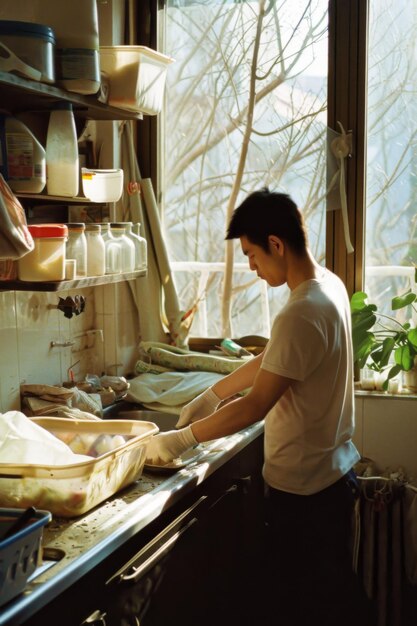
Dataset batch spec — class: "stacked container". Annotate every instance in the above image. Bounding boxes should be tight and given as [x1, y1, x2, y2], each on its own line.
[17, 224, 68, 282]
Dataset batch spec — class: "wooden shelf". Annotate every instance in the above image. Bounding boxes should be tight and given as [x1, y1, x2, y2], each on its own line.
[0, 270, 146, 292]
[17, 193, 100, 204]
[0, 72, 142, 121]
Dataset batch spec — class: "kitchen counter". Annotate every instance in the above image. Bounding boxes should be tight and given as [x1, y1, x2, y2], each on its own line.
[0, 421, 264, 626]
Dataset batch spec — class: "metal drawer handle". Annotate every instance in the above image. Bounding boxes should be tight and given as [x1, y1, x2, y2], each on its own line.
[119, 517, 198, 584]
[106, 495, 207, 586]
[80, 609, 107, 625]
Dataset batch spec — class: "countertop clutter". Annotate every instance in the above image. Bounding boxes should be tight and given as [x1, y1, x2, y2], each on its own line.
[0, 419, 264, 626]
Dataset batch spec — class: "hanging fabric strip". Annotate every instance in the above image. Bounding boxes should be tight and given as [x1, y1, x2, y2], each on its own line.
[327, 121, 354, 254]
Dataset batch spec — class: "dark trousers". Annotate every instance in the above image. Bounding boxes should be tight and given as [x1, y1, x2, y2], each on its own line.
[260, 471, 376, 626]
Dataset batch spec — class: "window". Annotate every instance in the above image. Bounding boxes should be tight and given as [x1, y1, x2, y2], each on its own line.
[364, 0, 417, 322]
[159, 0, 328, 338]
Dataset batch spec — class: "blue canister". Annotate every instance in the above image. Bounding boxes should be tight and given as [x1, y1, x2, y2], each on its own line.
[0, 20, 55, 83]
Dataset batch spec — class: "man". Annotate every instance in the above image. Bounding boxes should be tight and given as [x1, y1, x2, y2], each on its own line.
[146, 189, 375, 625]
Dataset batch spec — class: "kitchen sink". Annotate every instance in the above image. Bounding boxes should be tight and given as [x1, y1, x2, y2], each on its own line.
[103, 401, 178, 432]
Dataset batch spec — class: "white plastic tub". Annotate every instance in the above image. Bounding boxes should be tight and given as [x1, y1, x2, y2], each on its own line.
[82, 168, 124, 203]
[99, 46, 174, 115]
[0, 418, 159, 517]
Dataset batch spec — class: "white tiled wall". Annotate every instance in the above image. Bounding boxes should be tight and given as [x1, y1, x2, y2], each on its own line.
[0, 283, 140, 412]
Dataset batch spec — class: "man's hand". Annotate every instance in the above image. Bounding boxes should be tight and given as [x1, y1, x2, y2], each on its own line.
[145, 425, 198, 465]
[175, 387, 221, 429]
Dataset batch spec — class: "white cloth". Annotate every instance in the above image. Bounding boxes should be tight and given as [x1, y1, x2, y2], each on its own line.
[0, 411, 91, 464]
[126, 371, 224, 407]
[262, 270, 360, 495]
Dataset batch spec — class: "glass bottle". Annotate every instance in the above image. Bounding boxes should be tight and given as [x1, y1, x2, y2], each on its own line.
[118, 221, 142, 270]
[85, 224, 105, 276]
[132, 222, 147, 270]
[99, 223, 122, 274]
[66, 223, 87, 277]
[110, 223, 135, 272]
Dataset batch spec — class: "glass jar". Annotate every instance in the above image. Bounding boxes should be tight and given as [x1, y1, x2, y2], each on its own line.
[132, 222, 147, 270]
[85, 224, 105, 276]
[66, 223, 87, 277]
[99, 223, 122, 274]
[110, 223, 135, 272]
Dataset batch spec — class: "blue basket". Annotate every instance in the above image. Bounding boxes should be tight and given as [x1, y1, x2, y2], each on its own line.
[0, 508, 51, 608]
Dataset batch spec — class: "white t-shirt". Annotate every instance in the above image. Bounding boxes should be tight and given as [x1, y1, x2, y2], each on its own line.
[261, 269, 360, 495]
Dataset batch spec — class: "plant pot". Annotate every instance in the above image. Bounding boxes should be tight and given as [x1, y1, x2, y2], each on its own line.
[404, 366, 417, 393]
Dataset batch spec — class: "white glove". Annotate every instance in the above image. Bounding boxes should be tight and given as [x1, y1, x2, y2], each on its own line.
[145, 425, 198, 465]
[175, 387, 221, 429]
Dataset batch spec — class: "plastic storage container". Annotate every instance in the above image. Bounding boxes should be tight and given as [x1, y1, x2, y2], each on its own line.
[81, 168, 124, 203]
[0, 20, 55, 83]
[50, 0, 100, 94]
[99, 46, 174, 115]
[17, 224, 68, 282]
[0, 115, 46, 193]
[66, 223, 87, 277]
[0, 418, 158, 517]
[0, 508, 52, 608]
[46, 103, 79, 197]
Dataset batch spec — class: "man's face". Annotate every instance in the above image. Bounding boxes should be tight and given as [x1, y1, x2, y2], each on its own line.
[240, 235, 286, 287]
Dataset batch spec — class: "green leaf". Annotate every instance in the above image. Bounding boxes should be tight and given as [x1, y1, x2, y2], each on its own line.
[353, 333, 376, 368]
[408, 328, 417, 349]
[394, 344, 414, 370]
[351, 311, 377, 334]
[371, 337, 396, 368]
[382, 364, 402, 391]
[350, 292, 377, 314]
[391, 291, 416, 311]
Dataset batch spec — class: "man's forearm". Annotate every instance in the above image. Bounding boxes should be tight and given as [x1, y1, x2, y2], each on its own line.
[211, 350, 264, 401]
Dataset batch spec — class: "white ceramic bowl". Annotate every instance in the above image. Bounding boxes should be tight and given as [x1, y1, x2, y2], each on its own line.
[81, 168, 124, 203]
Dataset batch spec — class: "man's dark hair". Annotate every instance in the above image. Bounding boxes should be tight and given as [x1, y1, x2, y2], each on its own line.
[225, 188, 308, 254]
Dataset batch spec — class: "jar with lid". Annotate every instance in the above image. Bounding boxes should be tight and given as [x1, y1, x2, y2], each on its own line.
[110, 223, 135, 272]
[99, 223, 122, 274]
[17, 224, 68, 281]
[66, 223, 87, 277]
[85, 224, 105, 276]
[132, 223, 147, 270]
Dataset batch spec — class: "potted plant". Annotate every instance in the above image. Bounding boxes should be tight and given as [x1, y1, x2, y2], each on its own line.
[350, 276, 417, 391]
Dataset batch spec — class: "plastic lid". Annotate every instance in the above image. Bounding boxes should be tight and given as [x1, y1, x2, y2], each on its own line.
[52, 102, 73, 111]
[66, 223, 86, 230]
[28, 224, 68, 238]
[0, 20, 56, 44]
[85, 224, 101, 232]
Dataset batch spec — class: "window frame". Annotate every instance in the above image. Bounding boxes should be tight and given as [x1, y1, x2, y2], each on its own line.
[136, 0, 369, 297]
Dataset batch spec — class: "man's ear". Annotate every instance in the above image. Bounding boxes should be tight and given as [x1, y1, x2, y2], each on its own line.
[269, 235, 284, 255]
